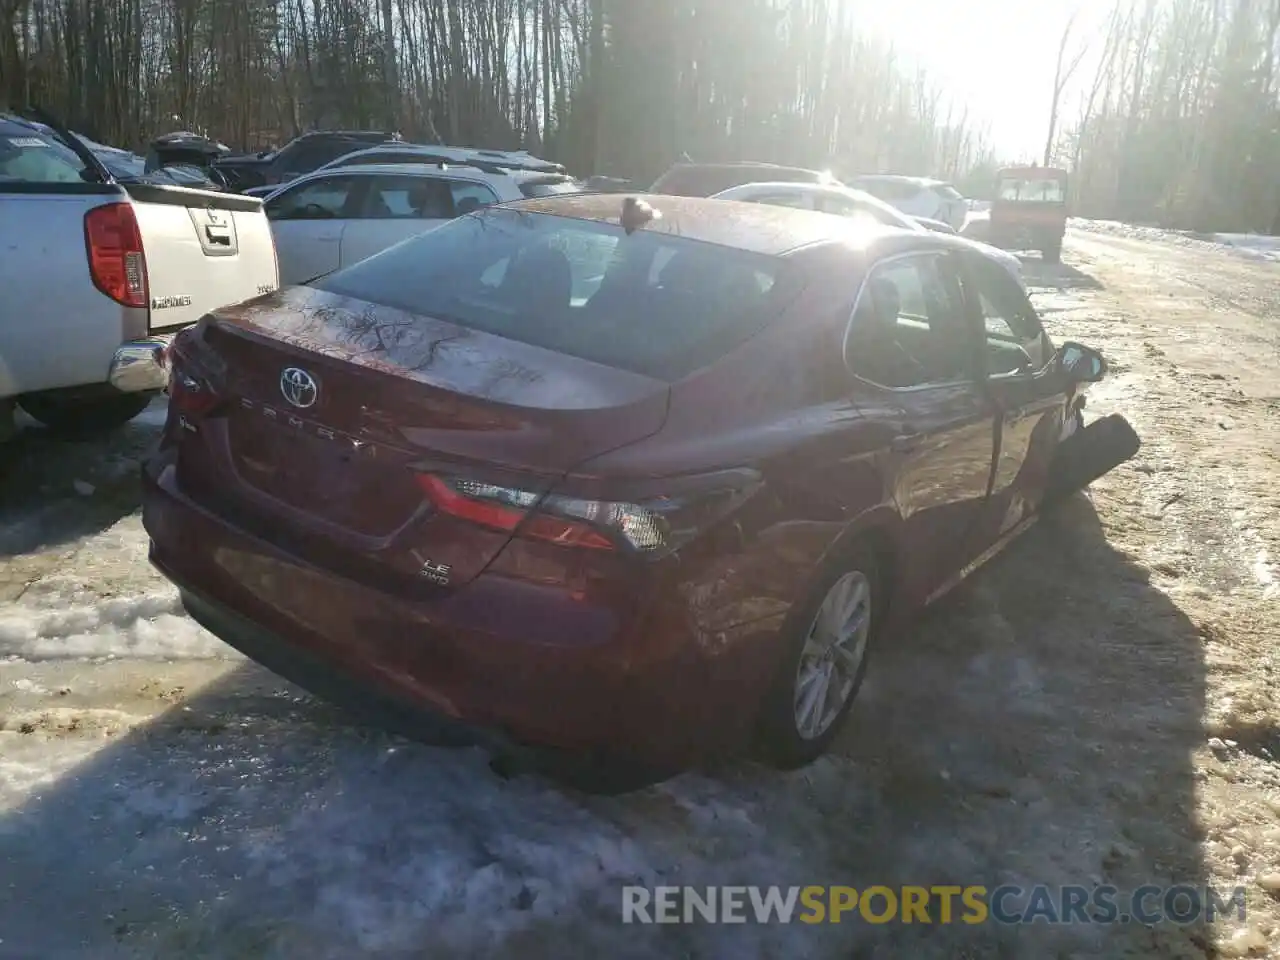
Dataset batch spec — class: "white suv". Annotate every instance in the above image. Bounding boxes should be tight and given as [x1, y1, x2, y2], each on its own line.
[710, 181, 1025, 290]
[243, 144, 567, 197]
[262, 162, 581, 285]
[847, 175, 969, 231]
[313, 143, 565, 175]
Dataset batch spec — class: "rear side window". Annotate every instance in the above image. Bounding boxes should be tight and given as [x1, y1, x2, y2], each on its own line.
[931, 183, 963, 200]
[0, 129, 88, 184]
[820, 195, 910, 228]
[360, 175, 453, 219]
[518, 178, 582, 199]
[314, 208, 800, 381]
[856, 179, 922, 202]
[449, 180, 500, 211]
[747, 193, 814, 210]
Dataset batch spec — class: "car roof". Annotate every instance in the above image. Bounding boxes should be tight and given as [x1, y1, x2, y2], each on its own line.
[318, 144, 565, 175]
[712, 181, 924, 227]
[308, 162, 504, 182]
[499, 192, 926, 257]
[295, 130, 392, 139]
[852, 173, 925, 184]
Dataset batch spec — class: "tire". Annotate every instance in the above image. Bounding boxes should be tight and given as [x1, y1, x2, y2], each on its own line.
[757, 540, 881, 769]
[19, 392, 153, 436]
[1042, 240, 1063, 263]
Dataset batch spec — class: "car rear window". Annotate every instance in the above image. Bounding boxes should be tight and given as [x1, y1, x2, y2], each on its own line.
[518, 177, 582, 198]
[313, 207, 800, 381]
[0, 125, 89, 184]
[999, 178, 1066, 202]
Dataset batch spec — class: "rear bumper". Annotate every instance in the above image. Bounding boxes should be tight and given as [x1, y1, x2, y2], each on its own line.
[141, 454, 765, 770]
[108, 334, 174, 393]
[989, 223, 1066, 250]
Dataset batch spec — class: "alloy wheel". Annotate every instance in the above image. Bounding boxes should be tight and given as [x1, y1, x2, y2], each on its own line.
[793, 570, 872, 740]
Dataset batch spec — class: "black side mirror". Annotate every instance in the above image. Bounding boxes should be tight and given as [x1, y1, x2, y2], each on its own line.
[1058, 341, 1107, 383]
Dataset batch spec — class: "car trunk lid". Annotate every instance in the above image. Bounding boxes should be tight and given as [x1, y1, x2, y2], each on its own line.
[176, 286, 670, 586]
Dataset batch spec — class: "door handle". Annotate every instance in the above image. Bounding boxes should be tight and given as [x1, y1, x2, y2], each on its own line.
[891, 433, 922, 453]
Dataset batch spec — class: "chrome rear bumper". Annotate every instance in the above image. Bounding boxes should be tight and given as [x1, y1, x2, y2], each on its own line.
[108, 335, 173, 393]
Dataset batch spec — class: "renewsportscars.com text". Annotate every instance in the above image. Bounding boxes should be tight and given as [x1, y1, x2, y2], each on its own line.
[621, 884, 1248, 925]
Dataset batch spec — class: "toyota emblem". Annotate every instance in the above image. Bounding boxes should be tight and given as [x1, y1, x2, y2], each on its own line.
[280, 367, 318, 409]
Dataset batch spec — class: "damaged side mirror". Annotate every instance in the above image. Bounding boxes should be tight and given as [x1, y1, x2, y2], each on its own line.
[1058, 341, 1107, 383]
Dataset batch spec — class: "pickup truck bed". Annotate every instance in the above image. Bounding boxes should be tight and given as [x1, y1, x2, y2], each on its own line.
[0, 114, 278, 435]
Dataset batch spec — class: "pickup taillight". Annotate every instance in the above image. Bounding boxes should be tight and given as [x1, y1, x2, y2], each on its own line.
[84, 202, 148, 308]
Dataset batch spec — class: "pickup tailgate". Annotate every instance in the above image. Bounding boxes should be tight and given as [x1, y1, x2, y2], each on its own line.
[127, 184, 278, 332]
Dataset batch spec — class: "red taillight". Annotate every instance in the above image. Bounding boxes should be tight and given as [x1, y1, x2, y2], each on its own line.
[416, 474, 616, 550]
[413, 470, 764, 556]
[84, 203, 148, 308]
[169, 370, 220, 417]
[166, 328, 223, 417]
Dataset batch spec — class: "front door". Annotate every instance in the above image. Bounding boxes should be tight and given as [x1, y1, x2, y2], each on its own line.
[958, 250, 1069, 544]
[264, 174, 365, 285]
[844, 250, 998, 603]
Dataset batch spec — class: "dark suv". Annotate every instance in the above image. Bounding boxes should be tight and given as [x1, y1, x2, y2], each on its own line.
[214, 131, 397, 192]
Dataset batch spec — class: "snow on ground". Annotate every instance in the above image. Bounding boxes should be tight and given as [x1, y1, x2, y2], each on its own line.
[0, 584, 226, 661]
[4, 247, 1280, 957]
[1073, 217, 1280, 264]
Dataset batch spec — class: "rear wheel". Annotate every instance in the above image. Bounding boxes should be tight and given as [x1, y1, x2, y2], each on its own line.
[758, 542, 880, 769]
[19, 392, 153, 436]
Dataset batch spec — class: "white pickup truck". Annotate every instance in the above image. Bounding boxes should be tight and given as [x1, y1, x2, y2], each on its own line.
[0, 112, 278, 437]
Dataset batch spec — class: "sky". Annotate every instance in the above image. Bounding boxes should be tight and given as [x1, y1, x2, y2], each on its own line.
[848, 0, 1112, 161]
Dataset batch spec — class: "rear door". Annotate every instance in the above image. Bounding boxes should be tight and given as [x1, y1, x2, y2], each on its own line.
[845, 252, 997, 603]
[338, 174, 459, 267]
[128, 184, 279, 331]
[264, 174, 365, 285]
[957, 250, 1066, 542]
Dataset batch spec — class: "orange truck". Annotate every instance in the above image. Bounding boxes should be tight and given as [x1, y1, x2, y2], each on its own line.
[989, 165, 1068, 262]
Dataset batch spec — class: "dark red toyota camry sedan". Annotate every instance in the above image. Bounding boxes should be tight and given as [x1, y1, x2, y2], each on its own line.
[142, 193, 1116, 778]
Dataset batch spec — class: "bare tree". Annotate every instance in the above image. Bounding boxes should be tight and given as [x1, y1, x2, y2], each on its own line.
[2, 0, 999, 186]
[1066, 0, 1280, 231]
[1044, 7, 1091, 167]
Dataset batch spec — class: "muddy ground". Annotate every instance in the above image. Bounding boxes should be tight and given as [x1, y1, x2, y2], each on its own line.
[0, 226, 1278, 959]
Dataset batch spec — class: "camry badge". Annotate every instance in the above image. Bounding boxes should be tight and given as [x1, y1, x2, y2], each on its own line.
[280, 367, 318, 409]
